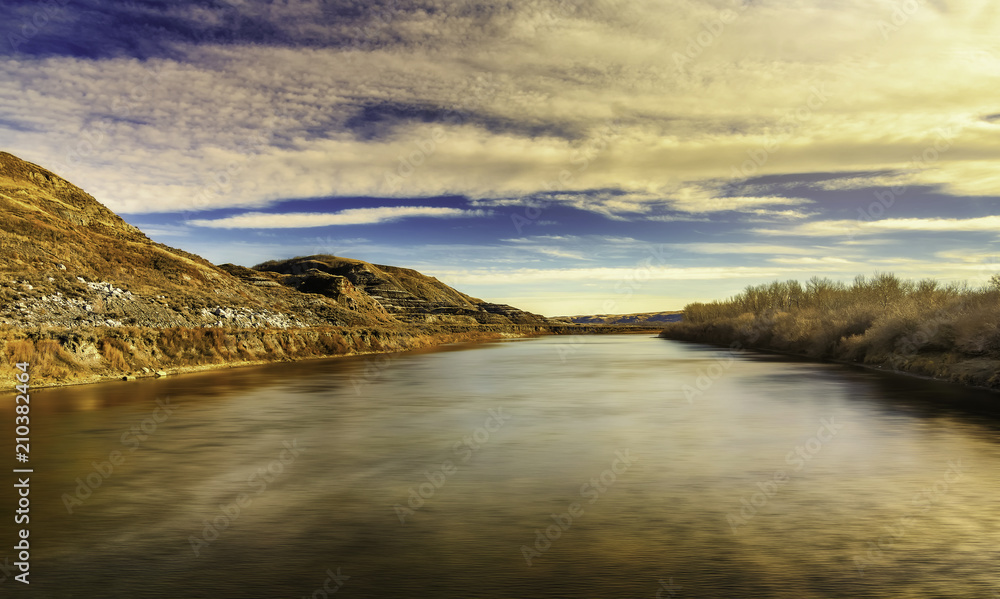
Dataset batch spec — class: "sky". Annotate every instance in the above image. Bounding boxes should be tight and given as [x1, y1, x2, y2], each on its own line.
[1, 0, 998, 316]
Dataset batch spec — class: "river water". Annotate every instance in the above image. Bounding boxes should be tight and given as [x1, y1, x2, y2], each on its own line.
[2, 335, 999, 598]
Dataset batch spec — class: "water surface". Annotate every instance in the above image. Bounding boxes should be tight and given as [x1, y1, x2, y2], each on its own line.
[2, 335, 999, 597]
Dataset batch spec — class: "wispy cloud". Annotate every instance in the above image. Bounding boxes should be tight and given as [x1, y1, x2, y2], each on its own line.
[668, 195, 814, 214]
[434, 266, 803, 285]
[769, 256, 854, 265]
[188, 207, 488, 229]
[669, 243, 831, 256]
[757, 216, 1000, 237]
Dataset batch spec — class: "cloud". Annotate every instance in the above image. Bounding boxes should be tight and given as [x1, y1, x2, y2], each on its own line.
[493, 234, 655, 261]
[434, 265, 803, 285]
[756, 215, 1000, 237]
[501, 235, 579, 244]
[768, 256, 854, 265]
[530, 247, 594, 261]
[0, 0, 996, 219]
[667, 194, 814, 214]
[187, 206, 487, 228]
[911, 160, 1000, 197]
[670, 243, 831, 256]
[745, 208, 817, 220]
[645, 214, 712, 222]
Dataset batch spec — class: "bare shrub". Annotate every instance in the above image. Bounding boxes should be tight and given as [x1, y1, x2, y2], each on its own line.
[663, 272, 1000, 365]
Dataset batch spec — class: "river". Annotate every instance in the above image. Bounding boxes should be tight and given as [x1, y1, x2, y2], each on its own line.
[2, 335, 999, 598]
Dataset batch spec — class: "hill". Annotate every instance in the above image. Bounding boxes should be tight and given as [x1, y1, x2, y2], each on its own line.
[247, 255, 547, 326]
[0, 151, 553, 387]
[555, 311, 683, 327]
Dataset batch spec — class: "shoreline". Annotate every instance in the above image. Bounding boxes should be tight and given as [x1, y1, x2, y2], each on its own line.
[658, 333, 1000, 395]
[9, 328, 528, 393]
[5, 325, 661, 393]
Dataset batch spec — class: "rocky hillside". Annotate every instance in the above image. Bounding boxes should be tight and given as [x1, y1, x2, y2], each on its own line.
[0, 152, 360, 329]
[248, 255, 549, 326]
[0, 151, 548, 332]
[0, 150, 562, 388]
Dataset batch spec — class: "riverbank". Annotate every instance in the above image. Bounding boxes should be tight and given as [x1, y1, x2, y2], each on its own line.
[661, 274, 1000, 392]
[659, 318, 1000, 392]
[0, 323, 658, 390]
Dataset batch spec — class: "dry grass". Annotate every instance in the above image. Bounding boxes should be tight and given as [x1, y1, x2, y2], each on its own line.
[100, 340, 129, 371]
[0, 336, 78, 380]
[0, 322, 513, 389]
[317, 331, 349, 355]
[7, 339, 34, 364]
[662, 273, 1000, 387]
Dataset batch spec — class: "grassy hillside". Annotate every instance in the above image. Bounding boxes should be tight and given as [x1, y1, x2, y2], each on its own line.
[660, 273, 1000, 389]
[0, 152, 381, 329]
[1, 152, 250, 300]
[0, 151, 559, 388]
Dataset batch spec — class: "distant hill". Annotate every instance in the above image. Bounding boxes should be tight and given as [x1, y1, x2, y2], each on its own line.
[555, 311, 683, 327]
[240, 255, 548, 326]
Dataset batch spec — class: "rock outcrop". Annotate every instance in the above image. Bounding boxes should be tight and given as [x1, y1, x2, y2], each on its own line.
[0, 151, 565, 388]
[251, 255, 550, 326]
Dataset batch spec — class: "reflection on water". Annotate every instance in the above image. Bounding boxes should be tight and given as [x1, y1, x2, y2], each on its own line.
[2, 335, 1000, 598]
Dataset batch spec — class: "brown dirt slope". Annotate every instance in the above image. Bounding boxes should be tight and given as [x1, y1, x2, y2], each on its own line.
[0, 151, 557, 388]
